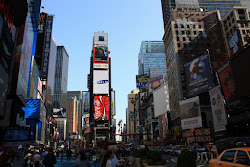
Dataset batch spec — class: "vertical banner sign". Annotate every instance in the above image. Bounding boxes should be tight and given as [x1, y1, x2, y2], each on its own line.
[209, 86, 227, 132]
[93, 96, 110, 121]
[82, 92, 90, 115]
[111, 91, 116, 116]
[180, 96, 202, 130]
[41, 15, 53, 79]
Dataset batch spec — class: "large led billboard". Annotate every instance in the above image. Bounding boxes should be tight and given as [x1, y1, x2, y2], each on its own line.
[93, 47, 109, 64]
[93, 70, 109, 94]
[153, 84, 170, 117]
[136, 75, 149, 89]
[93, 96, 110, 121]
[180, 96, 202, 130]
[184, 54, 214, 96]
[148, 75, 165, 93]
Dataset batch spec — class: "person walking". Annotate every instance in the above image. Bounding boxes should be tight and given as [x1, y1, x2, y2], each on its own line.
[104, 150, 114, 167]
[43, 148, 57, 167]
[73, 150, 90, 167]
[108, 145, 118, 167]
[33, 150, 41, 167]
[66, 148, 73, 165]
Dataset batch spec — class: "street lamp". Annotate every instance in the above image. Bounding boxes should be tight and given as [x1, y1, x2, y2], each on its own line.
[129, 94, 138, 143]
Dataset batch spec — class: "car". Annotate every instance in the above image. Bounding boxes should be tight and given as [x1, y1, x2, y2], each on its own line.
[209, 147, 250, 167]
[162, 146, 174, 154]
[217, 137, 250, 154]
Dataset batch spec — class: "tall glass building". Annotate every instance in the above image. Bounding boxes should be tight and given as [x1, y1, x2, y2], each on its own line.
[138, 41, 167, 77]
[53, 46, 69, 112]
[198, 0, 241, 17]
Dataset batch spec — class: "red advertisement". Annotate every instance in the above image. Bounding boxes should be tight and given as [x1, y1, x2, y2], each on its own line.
[93, 96, 110, 121]
[218, 65, 239, 105]
[93, 47, 109, 64]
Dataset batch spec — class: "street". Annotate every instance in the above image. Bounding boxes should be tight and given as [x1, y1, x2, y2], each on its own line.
[55, 157, 99, 167]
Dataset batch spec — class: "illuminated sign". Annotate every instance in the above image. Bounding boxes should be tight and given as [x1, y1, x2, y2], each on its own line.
[93, 47, 109, 64]
[93, 96, 110, 121]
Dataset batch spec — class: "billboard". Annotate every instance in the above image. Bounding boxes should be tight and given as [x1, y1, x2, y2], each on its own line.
[148, 75, 165, 93]
[140, 92, 148, 105]
[93, 47, 109, 64]
[146, 106, 152, 123]
[229, 29, 243, 55]
[41, 15, 53, 79]
[1, 130, 30, 141]
[111, 91, 116, 116]
[209, 86, 227, 132]
[93, 70, 109, 94]
[180, 96, 202, 130]
[16, 9, 35, 99]
[218, 65, 239, 105]
[94, 32, 108, 46]
[93, 96, 110, 121]
[136, 75, 149, 89]
[153, 83, 170, 117]
[185, 54, 214, 96]
[0, 63, 9, 118]
[38, 13, 46, 34]
[82, 92, 90, 115]
[22, 99, 41, 119]
[28, 57, 39, 98]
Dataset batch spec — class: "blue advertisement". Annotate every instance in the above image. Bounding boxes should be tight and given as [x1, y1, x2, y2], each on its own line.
[185, 54, 214, 96]
[23, 99, 40, 119]
[26, 119, 36, 140]
[1, 130, 30, 141]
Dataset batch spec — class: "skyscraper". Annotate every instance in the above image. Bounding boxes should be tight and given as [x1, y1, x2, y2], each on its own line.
[198, 0, 241, 17]
[53, 46, 69, 112]
[138, 41, 167, 77]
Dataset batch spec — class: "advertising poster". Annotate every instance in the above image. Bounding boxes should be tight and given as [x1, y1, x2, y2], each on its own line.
[229, 29, 243, 55]
[136, 75, 149, 89]
[16, 10, 34, 98]
[185, 54, 214, 96]
[93, 96, 110, 121]
[93, 47, 109, 64]
[29, 57, 39, 98]
[148, 75, 164, 93]
[41, 15, 53, 79]
[1, 130, 30, 141]
[140, 92, 148, 105]
[111, 91, 116, 116]
[146, 106, 152, 123]
[82, 92, 90, 115]
[93, 70, 109, 94]
[180, 96, 202, 130]
[22, 99, 41, 119]
[209, 86, 227, 132]
[0, 63, 9, 118]
[218, 65, 239, 105]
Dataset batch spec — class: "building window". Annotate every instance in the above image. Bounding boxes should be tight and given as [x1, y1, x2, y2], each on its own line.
[187, 25, 190, 28]
[242, 30, 246, 34]
[174, 24, 178, 28]
[183, 37, 186, 41]
[197, 18, 201, 22]
[182, 31, 185, 35]
[193, 25, 196, 28]
[244, 37, 247, 42]
[178, 43, 181, 47]
[176, 31, 179, 34]
[189, 37, 191, 41]
[181, 24, 184, 28]
[177, 37, 180, 41]
[187, 31, 191, 35]
[199, 25, 202, 28]
[191, 18, 195, 22]
[194, 31, 197, 35]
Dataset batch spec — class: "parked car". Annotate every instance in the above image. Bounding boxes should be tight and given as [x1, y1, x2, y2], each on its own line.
[209, 147, 250, 167]
[162, 146, 174, 154]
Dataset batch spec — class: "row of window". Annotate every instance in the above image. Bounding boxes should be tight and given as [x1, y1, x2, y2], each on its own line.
[175, 24, 203, 29]
[198, 1, 240, 3]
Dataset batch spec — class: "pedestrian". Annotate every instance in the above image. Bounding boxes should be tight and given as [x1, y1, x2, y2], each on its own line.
[23, 153, 32, 167]
[128, 153, 135, 167]
[43, 148, 57, 167]
[60, 149, 64, 162]
[33, 150, 41, 167]
[108, 145, 118, 167]
[0, 151, 13, 167]
[41, 149, 48, 160]
[73, 150, 90, 167]
[104, 150, 114, 167]
[66, 148, 73, 165]
[99, 148, 107, 167]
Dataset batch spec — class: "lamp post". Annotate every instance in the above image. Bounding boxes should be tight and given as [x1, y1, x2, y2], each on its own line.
[129, 94, 138, 143]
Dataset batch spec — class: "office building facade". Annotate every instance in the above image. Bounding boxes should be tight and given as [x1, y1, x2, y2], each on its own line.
[138, 41, 167, 77]
[53, 46, 69, 111]
[66, 96, 79, 135]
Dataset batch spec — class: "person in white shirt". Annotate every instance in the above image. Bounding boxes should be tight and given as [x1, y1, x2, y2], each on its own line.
[105, 150, 114, 167]
[108, 145, 118, 167]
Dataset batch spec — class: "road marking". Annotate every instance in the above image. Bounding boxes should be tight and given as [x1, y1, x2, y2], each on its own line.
[171, 158, 177, 163]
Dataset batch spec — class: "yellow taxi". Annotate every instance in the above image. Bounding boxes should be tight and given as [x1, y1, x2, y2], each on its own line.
[209, 147, 250, 167]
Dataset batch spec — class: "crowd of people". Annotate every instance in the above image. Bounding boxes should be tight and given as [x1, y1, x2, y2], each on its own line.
[0, 144, 136, 167]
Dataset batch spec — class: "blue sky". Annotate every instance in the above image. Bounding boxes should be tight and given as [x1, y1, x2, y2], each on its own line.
[41, 0, 164, 129]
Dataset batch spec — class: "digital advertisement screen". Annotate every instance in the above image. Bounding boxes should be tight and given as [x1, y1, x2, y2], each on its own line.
[23, 99, 41, 119]
[93, 47, 109, 64]
[136, 75, 149, 89]
[93, 96, 110, 121]
[185, 54, 214, 96]
[93, 70, 109, 94]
